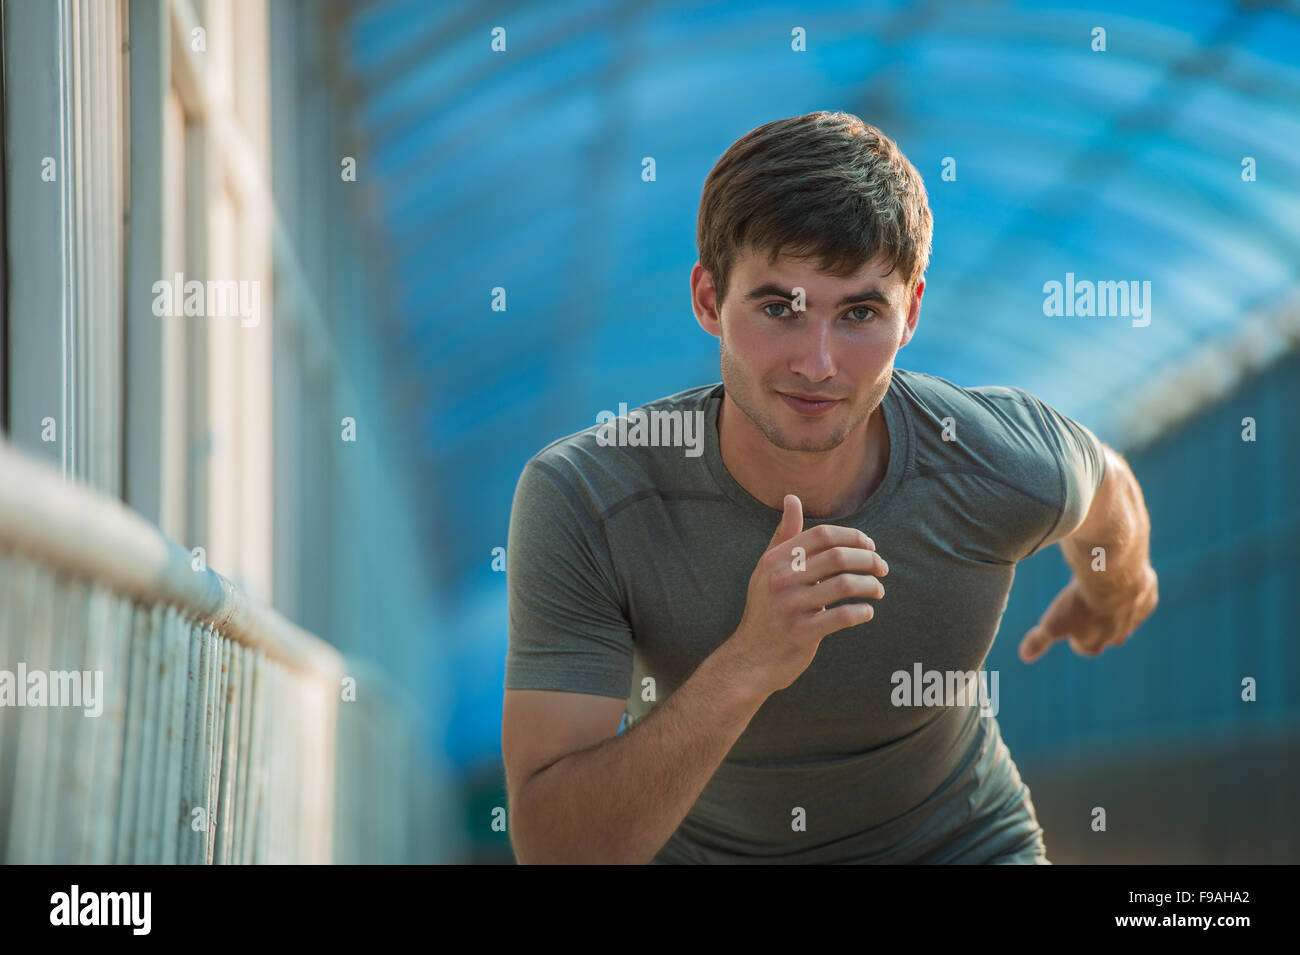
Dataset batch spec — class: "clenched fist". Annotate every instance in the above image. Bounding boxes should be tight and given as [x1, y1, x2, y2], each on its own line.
[725, 494, 889, 695]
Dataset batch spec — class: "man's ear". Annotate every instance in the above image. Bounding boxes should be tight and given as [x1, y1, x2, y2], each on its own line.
[900, 278, 924, 346]
[691, 262, 722, 338]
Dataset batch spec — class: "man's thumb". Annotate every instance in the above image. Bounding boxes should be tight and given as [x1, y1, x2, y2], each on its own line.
[1018, 626, 1056, 663]
[769, 494, 804, 549]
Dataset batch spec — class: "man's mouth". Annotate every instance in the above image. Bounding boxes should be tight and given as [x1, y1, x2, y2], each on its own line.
[776, 391, 842, 416]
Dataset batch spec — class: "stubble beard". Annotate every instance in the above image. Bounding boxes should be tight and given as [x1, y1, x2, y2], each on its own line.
[719, 336, 880, 454]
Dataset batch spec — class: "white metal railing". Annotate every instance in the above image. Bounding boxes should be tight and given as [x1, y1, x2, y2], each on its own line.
[0, 439, 422, 863]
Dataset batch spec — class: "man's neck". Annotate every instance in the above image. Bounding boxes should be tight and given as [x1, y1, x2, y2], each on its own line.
[717, 393, 890, 520]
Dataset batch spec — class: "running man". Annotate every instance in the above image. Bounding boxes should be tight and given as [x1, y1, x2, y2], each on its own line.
[502, 111, 1158, 864]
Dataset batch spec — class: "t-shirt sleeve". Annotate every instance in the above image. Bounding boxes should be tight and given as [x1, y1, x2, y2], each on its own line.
[1009, 388, 1109, 558]
[504, 456, 634, 700]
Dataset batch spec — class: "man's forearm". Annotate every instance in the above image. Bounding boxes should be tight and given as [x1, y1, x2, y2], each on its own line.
[1061, 448, 1152, 598]
[510, 641, 769, 865]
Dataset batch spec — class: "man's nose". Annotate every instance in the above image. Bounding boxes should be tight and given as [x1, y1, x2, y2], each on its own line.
[790, 318, 835, 381]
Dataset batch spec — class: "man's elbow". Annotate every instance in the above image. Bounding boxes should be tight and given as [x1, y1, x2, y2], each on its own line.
[508, 776, 604, 865]
[508, 776, 548, 865]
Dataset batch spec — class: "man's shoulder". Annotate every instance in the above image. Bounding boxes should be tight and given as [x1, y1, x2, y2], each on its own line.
[892, 366, 1031, 409]
[890, 368, 1094, 560]
[890, 366, 1090, 487]
[891, 366, 1057, 438]
[516, 381, 721, 512]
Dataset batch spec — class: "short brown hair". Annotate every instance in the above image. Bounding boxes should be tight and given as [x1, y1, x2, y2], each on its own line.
[696, 111, 933, 309]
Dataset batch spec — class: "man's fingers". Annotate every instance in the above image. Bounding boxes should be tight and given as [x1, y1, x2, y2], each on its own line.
[1068, 635, 1104, 657]
[768, 494, 804, 549]
[815, 600, 876, 636]
[805, 572, 885, 609]
[1018, 626, 1063, 663]
[766, 498, 879, 571]
[785, 522, 876, 558]
[802, 546, 889, 581]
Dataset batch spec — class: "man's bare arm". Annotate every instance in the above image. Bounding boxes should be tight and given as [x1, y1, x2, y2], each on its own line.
[509, 641, 767, 865]
[1019, 445, 1158, 662]
[1060, 445, 1153, 596]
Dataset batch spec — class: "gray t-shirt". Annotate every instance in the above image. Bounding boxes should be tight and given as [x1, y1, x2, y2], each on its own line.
[505, 366, 1107, 863]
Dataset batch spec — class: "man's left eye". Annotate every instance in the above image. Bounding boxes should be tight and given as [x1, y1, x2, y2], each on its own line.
[762, 303, 875, 321]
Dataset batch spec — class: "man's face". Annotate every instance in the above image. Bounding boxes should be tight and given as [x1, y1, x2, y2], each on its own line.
[692, 246, 923, 453]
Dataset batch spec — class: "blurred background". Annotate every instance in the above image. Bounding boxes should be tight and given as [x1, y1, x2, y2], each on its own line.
[1, 0, 1297, 864]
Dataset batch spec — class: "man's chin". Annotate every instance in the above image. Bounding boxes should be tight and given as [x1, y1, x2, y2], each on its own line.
[766, 403, 864, 452]
[767, 426, 851, 454]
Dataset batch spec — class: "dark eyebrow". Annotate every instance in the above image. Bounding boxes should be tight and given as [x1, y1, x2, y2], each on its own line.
[742, 282, 892, 308]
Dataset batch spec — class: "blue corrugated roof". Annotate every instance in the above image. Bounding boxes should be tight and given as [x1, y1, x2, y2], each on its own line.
[340, 0, 1300, 655]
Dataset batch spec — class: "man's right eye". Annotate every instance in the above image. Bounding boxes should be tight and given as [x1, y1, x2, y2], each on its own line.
[762, 302, 793, 318]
